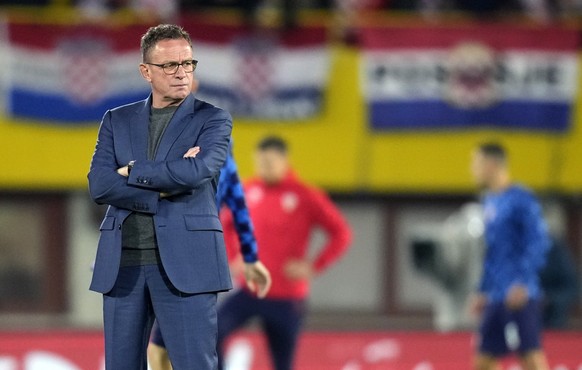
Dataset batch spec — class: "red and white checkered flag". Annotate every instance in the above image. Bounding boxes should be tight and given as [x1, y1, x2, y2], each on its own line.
[58, 38, 109, 106]
[234, 36, 277, 103]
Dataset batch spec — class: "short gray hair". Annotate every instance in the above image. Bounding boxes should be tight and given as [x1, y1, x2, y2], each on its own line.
[140, 24, 192, 62]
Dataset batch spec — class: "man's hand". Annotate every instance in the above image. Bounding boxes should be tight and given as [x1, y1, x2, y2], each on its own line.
[157, 147, 200, 198]
[244, 261, 272, 299]
[118, 146, 199, 178]
[283, 259, 314, 281]
[183, 146, 200, 158]
[468, 293, 488, 318]
[505, 284, 529, 310]
[117, 166, 129, 177]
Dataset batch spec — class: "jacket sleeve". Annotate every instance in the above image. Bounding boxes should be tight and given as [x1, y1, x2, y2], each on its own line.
[126, 110, 232, 192]
[87, 110, 160, 214]
[220, 207, 243, 263]
[515, 194, 551, 283]
[220, 158, 258, 263]
[308, 187, 353, 273]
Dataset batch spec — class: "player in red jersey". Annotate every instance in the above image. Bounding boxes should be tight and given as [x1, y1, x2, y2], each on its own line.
[218, 136, 352, 370]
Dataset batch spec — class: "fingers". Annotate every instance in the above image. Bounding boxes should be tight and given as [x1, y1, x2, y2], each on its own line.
[254, 279, 270, 299]
[183, 146, 201, 158]
[256, 284, 269, 299]
[183, 147, 200, 158]
[116, 166, 129, 177]
[256, 272, 272, 299]
[245, 262, 272, 299]
[246, 280, 257, 294]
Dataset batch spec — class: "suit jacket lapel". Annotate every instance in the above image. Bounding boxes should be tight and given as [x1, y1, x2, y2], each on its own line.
[154, 94, 197, 161]
[129, 96, 151, 162]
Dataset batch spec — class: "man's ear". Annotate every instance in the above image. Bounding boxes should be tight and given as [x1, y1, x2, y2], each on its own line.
[139, 63, 151, 82]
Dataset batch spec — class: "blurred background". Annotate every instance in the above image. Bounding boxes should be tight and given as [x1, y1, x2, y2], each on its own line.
[0, 0, 582, 369]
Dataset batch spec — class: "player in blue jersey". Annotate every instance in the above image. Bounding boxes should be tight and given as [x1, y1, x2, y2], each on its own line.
[469, 142, 550, 370]
[147, 143, 271, 370]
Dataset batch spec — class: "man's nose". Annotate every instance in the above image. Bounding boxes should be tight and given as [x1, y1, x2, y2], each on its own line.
[174, 65, 187, 78]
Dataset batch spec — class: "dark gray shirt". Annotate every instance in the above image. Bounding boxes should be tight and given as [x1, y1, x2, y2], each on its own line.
[120, 105, 178, 267]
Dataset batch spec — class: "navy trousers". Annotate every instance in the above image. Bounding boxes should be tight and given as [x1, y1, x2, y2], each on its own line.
[103, 264, 218, 370]
[217, 290, 306, 370]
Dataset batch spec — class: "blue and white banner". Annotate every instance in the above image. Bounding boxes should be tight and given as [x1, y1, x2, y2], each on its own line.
[4, 23, 150, 123]
[187, 23, 330, 120]
[360, 25, 580, 131]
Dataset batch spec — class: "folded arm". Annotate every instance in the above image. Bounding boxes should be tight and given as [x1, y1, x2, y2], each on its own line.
[127, 111, 232, 192]
[87, 111, 160, 214]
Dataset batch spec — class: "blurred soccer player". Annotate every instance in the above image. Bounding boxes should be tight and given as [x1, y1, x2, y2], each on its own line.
[218, 136, 352, 370]
[469, 142, 550, 370]
[147, 143, 271, 370]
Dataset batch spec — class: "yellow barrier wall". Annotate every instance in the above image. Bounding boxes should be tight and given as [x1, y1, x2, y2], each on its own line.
[0, 46, 580, 194]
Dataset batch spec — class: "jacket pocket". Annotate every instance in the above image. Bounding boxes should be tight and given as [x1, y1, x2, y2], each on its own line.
[183, 214, 222, 231]
[99, 216, 116, 231]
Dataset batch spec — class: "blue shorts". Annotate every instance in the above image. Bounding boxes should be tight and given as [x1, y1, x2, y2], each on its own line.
[478, 299, 543, 357]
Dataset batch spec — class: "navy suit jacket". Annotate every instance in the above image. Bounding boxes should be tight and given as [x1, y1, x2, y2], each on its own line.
[88, 94, 233, 295]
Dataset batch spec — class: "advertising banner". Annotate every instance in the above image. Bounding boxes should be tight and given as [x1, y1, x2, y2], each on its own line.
[360, 25, 580, 131]
[0, 330, 580, 369]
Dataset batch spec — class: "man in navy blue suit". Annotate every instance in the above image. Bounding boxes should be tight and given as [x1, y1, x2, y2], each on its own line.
[88, 24, 270, 370]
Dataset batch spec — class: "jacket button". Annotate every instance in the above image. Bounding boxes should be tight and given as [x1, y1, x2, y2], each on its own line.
[118, 224, 121, 230]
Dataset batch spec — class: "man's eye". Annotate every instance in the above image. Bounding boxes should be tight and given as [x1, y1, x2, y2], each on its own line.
[164, 62, 179, 68]
[184, 61, 194, 67]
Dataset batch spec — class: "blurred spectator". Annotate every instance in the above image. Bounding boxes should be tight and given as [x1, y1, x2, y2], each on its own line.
[515, 0, 553, 22]
[0, 0, 49, 5]
[76, 0, 178, 23]
[331, 0, 552, 43]
[468, 142, 550, 369]
[237, 0, 298, 30]
[333, 0, 387, 43]
[545, 0, 582, 20]
[416, 0, 552, 22]
[188, 0, 332, 31]
[417, 202, 580, 332]
[539, 237, 580, 329]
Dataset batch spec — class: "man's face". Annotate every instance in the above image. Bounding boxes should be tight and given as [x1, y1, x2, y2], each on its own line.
[470, 150, 496, 190]
[140, 38, 194, 107]
[254, 149, 289, 185]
